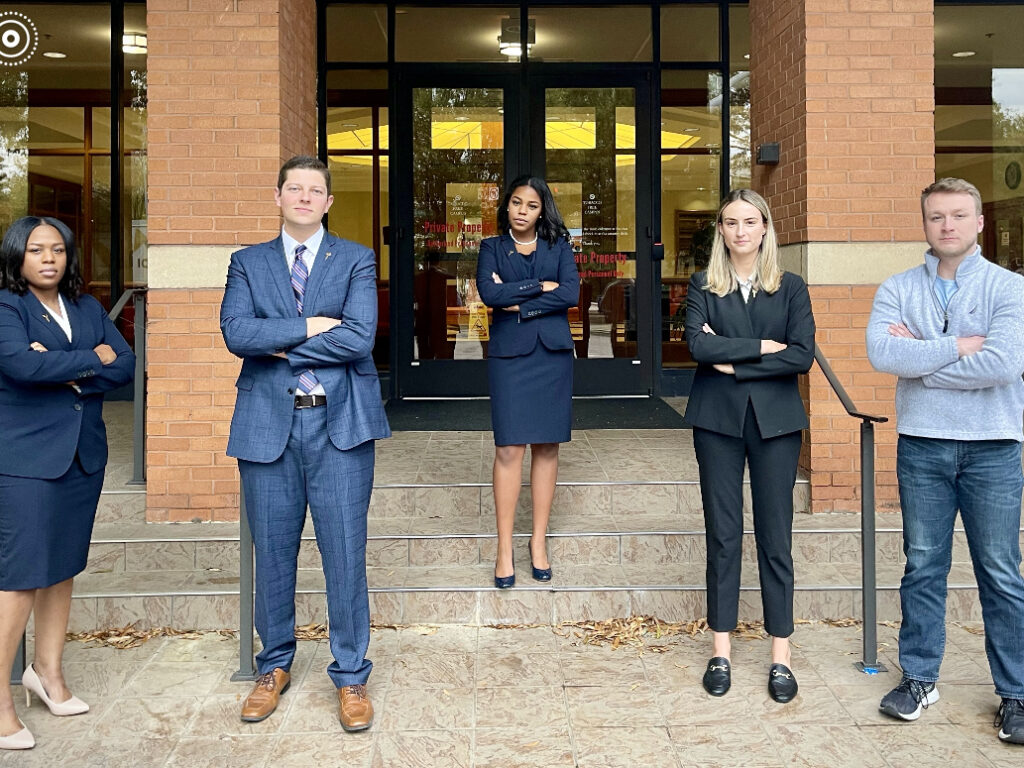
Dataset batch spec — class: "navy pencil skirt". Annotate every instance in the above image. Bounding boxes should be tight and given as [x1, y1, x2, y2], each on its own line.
[0, 455, 104, 590]
[489, 341, 573, 446]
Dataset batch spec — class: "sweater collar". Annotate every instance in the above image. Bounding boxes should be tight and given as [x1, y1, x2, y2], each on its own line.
[923, 245, 983, 281]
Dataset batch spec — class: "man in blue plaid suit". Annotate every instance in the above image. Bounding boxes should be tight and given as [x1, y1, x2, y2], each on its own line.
[220, 155, 390, 731]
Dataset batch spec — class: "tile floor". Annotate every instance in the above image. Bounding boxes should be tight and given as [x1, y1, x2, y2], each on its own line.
[3, 621, 1020, 767]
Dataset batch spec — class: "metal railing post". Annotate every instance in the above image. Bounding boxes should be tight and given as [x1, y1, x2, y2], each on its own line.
[855, 419, 887, 674]
[232, 485, 257, 681]
[129, 291, 146, 486]
[8, 636, 25, 685]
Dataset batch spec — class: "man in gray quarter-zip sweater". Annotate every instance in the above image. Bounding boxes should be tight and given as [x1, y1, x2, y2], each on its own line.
[866, 177, 1024, 744]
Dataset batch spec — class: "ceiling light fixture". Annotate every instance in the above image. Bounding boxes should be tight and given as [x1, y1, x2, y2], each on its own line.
[122, 33, 147, 55]
[498, 17, 535, 58]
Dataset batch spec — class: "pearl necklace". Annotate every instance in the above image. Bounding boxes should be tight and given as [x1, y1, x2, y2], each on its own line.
[509, 230, 538, 246]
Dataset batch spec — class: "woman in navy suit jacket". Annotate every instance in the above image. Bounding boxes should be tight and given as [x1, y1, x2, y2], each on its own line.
[476, 176, 580, 589]
[0, 217, 134, 750]
[683, 190, 815, 704]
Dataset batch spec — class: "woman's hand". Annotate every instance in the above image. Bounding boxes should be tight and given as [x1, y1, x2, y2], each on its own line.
[541, 281, 559, 292]
[503, 305, 520, 312]
[94, 344, 117, 365]
[491, 272, 503, 284]
[713, 363, 735, 375]
[760, 339, 787, 354]
[29, 342, 47, 352]
[702, 323, 716, 335]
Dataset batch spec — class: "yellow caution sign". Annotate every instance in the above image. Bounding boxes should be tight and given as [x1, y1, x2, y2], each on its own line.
[467, 301, 490, 341]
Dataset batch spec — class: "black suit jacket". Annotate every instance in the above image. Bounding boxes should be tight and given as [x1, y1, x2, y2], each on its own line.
[683, 271, 815, 438]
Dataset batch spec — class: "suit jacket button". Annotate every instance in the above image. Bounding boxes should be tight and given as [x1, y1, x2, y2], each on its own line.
[288, 388, 294, 395]
[73, 403, 82, 411]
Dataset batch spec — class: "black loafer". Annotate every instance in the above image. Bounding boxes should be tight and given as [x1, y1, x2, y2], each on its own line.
[702, 656, 731, 696]
[768, 663, 798, 703]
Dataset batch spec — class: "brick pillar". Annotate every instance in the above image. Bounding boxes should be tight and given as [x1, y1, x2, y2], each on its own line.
[749, 0, 935, 512]
[145, 0, 316, 522]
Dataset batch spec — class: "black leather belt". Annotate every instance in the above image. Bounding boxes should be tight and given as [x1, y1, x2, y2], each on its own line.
[294, 394, 327, 409]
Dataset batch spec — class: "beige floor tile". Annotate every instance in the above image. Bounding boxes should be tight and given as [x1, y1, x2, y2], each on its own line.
[474, 651, 562, 688]
[560, 653, 647, 686]
[390, 652, 476, 689]
[151, 634, 238, 664]
[573, 725, 680, 768]
[270, 732, 375, 766]
[91, 695, 204, 741]
[565, 685, 665, 728]
[166, 735, 275, 768]
[864, 723, 997, 765]
[377, 686, 473, 731]
[371, 730, 472, 768]
[474, 686, 570, 730]
[396, 625, 478, 654]
[668, 724, 785, 767]
[185, 693, 287, 737]
[122, 661, 223, 698]
[476, 626, 561, 654]
[473, 727, 576, 767]
[1, 736, 175, 768]
[477, 590, 554, 625]
[652, 683, 756, 726]
[764, 724, 890, 768]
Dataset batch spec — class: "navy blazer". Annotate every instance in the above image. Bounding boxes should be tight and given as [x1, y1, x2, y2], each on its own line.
[220, 232, 391, 463]
[683, 271, 815, 438]
[476, 235, 581, 358]
[0, 289, 135, 479]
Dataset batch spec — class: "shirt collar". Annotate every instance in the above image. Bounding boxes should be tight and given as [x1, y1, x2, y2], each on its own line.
[281, 226, 325, 265]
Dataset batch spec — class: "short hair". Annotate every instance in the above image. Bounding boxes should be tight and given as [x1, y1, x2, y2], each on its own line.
[0, 216, 84, 300]
[921, 177, 983, 217]
[277, 155, 331, 191]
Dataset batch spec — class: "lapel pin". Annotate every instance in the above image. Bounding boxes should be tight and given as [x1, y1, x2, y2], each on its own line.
[325, 251, 332, 260]
[42, 313, 50, 322]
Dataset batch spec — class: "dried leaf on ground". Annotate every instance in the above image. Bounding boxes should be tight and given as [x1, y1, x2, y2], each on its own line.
[66, 625, 234, 649]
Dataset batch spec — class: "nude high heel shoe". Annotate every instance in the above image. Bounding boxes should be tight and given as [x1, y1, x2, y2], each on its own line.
[0, 723, 34, 750]
[22, 664, 89, 716]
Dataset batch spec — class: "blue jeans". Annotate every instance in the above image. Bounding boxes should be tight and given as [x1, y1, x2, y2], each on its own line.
[897, 435, 1024, 699]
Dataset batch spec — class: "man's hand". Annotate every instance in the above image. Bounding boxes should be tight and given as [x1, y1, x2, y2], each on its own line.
[94, 344, 116, 364]
[702, 323, 716, 335]
[306, 316, 341, 338]
[503, 305, 520, 312]
[761, 339, 787, 354]
[271, 351, 288, 359]
[956, 335, 985, 358]
[491, 272, 503, 284]
[541, 281, 559, 292]
[29, 342, 47, 352]
[713, 363, 735, 375]
[888, 322, 917, 338]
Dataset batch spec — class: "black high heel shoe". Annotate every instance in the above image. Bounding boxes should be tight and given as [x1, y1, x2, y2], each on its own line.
[494, 555, 515, 589]
[529, 537, 552, 582]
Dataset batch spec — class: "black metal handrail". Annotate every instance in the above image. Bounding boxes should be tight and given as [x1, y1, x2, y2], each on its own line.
[110, 288, 148, 487]
[814, 344, 889, 674]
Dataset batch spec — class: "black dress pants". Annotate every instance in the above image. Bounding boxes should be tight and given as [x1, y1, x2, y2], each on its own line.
[693, 402, 802, 638]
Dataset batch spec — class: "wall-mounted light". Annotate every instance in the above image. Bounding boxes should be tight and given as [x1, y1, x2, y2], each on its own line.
[952, 50, 976, 58]
[42, 51, 67, 59]
[122, 33, 147, 55]
[498, 17, 535, 58]
[756, 142, 780, 165]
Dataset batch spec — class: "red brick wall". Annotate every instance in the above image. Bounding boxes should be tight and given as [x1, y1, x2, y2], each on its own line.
[146, 0, 316, 521]
[750, 0, 935, 512]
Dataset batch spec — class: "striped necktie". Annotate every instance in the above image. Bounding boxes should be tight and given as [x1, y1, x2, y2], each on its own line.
[290, 244, 320, 394]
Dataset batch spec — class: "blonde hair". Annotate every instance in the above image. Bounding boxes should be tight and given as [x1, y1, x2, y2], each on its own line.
[921, 177, 983, 217]
[703, 189, 782, 297]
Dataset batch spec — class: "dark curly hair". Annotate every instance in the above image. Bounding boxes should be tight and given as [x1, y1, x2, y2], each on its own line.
[0, 216, 84, 300]
[497, 175, 570, 247]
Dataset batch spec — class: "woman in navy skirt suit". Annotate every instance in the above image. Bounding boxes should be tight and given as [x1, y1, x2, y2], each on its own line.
[0, 217, 134, 750]
[476, 176, 580, 589]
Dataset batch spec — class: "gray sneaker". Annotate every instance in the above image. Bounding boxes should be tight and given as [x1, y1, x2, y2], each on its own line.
[879, 677, 939, 721]
[996, 698, 1024, 744]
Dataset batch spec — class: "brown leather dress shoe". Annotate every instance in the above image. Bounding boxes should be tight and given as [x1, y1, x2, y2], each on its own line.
[240, 668, 290, 722]
[338, 684, 373, 732]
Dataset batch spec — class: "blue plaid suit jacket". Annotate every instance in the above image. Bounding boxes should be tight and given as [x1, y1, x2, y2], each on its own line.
[220, 233, 390, 462]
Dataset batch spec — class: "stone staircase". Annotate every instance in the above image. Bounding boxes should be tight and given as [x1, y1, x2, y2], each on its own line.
[70, 405, 1018, 632]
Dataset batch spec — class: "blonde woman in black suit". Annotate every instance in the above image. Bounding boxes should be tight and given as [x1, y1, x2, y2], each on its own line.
[683, 189, 815, 704]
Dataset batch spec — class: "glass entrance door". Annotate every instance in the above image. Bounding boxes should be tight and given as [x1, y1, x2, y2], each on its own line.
[392, 69, 653, 397]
